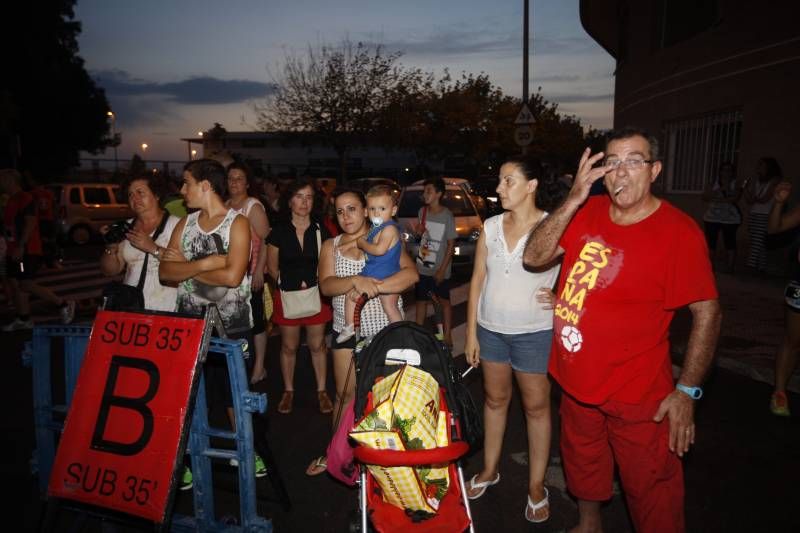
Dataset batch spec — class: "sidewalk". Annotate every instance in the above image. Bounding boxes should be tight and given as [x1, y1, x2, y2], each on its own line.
[671, 269, 798, 392]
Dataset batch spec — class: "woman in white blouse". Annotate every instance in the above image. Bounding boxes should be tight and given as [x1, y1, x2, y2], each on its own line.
[464, 158, 565, 523]
[100, 175, 179, 311]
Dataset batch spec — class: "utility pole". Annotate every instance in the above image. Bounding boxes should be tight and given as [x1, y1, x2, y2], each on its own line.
[523, 0, 529, 104]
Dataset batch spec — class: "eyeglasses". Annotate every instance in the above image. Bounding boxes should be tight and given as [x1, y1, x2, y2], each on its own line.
[603, 158, 653, 171]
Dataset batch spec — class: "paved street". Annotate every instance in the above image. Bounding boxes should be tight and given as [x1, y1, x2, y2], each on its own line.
[7, 255, 800, 532]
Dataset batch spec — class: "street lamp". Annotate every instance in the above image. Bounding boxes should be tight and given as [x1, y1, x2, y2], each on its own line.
[197, 131, 204, 137]
[107, 111, 118, 171]
[191, 149, 197, 159]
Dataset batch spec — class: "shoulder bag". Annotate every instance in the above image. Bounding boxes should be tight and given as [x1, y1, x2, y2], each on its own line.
[103, 212, 169, 311]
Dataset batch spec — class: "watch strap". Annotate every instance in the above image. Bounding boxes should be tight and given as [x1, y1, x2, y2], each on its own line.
[676, 383, 703, 400]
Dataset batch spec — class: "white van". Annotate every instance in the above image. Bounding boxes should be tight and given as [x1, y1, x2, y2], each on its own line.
[50, 183, 133, 245]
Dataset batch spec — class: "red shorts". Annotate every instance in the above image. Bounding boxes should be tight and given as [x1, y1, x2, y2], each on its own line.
[560, 392, 685, 533]
[271, 289, 332, 326]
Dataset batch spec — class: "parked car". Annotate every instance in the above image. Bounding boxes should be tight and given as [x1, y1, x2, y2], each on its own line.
[52, 183, 132, 245]
[469, 179, 504, 218]
[396, 178, 482, 265]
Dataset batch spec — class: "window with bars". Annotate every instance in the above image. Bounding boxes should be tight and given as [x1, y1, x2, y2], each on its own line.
[664, 110, 743, 193]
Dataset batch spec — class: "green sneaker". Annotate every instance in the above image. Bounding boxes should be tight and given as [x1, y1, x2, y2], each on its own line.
[230, 454, 268, 478]
[179, 466, 193, 491]
[770, 391, 791, 417]
[255, 454, 267, 478]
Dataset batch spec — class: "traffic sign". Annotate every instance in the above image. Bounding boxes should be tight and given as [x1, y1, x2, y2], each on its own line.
[514, 104, 536, 125]
[48, 310, 208, 523]
[514, 126, 533, 147]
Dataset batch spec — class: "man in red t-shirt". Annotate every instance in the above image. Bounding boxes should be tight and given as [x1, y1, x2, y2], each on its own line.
[523, 128, 721, 533]
[0, 169, 75, 330]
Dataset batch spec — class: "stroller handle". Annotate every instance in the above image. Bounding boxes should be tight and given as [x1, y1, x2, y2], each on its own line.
[353, 441, 469, 466]
[353, 292, 369, 330]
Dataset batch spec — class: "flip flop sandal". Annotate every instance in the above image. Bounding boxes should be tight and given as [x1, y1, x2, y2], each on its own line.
[318, 391, 334, 414]
[525, 487, 550, 523]
[466, 472, 500, 500]
[305, 455, 327, 476]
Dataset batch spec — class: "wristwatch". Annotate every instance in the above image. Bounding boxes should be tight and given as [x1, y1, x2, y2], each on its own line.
[151, 247, 161, 258]
[676, 383, 703, 400]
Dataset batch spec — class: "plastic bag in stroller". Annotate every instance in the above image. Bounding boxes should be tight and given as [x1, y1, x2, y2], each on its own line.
[351, 321, 478, 533]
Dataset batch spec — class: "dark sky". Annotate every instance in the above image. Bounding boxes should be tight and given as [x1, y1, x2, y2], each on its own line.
[76, 0, 614, 161]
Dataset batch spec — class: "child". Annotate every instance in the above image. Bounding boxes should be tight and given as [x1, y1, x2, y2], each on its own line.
[336, 185, 403, 343]
[413, 177, 457, 346]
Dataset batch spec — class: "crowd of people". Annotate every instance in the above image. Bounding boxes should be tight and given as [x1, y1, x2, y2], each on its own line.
[4, 125, 800, 531]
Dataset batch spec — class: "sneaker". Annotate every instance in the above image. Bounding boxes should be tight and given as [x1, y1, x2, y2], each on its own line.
[255, 454, 267, 478]
[770, 391, 791, 417]
[179, 466, 193, 491]
[60, 300, 76, 324]
[2, 318, 34, 332]
[336, 324, 355, 344]
[229, 454, 268, 478]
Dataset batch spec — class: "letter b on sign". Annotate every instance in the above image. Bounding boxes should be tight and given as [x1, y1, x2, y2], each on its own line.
[91, 356, 160, 456]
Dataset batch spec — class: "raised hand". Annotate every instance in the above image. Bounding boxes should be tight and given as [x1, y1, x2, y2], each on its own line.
[775, 181, 792, 203]
[566, 148, 612, 208]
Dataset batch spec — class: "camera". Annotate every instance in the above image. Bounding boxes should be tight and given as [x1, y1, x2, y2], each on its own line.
[103, 219, 134, 244]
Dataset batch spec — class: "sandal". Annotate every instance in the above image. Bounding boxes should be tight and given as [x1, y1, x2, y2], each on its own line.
[525, 487, 550, 523]
[318, 391, 334, 414]
[277, 391, 293, 414]
[305, 455, 327, 476]
[466, 472, 500, 500]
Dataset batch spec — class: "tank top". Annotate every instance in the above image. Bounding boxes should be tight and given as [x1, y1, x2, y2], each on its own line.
[177, 209, 253, 334]
[331, 234, 403, 338]
[360, 221, 402, 279]
[228, 196, 265, 275]
[477, 213, 560, 334]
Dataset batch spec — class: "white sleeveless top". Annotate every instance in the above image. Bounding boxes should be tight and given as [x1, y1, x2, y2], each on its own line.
[331, 234, 404, 338]
[177, 209, 253, 334]
[121, 214, 180, 312]
[477, 213, 560, 334]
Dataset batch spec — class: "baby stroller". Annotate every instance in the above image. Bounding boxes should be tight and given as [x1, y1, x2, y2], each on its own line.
[350, 309, 478, 533]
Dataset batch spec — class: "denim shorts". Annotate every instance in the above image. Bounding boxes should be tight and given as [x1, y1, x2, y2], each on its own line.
[476, 324, 552, 374]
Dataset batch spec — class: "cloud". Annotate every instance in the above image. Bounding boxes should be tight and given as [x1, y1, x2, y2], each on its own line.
[362, 26, 597, 59]
[546, 92, 613, 104]
[92, 69, 277, 105]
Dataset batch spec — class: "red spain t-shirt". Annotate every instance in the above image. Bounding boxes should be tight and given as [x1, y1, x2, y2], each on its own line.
[549, 195, 717, 405]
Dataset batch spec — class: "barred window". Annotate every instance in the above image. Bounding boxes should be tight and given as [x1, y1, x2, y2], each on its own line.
[664, 110, 743, 193]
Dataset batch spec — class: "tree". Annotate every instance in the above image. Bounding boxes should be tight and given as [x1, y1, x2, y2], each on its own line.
[382, 74, 591, 178]
[0, 1, 111, 177]
[255, 40, 421, 182]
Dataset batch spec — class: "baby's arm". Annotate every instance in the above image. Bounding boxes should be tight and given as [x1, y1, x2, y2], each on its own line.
[357, 224, 399, 257]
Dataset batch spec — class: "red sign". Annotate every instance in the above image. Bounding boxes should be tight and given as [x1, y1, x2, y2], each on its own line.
[48, 310, 207, 523]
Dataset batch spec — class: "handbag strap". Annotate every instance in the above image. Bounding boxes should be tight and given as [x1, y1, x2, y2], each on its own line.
[136, 211, 170, 291]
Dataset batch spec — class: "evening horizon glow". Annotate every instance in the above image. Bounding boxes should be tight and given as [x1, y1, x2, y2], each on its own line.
[76, 0, 614, 162]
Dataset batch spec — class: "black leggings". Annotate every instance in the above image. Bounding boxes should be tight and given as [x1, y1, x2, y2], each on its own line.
[704, 222, 739, 251]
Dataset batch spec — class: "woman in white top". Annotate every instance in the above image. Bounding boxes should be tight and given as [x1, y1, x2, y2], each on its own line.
[226, 162, 271, 384]
[305, 187, 418, 476]
[744, 157, 782, 272]
[100, 175, 179, 311]
[464, 158, 564, 523]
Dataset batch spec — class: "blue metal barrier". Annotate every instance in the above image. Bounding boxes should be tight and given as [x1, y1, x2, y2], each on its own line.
[24, 325, 272, 532]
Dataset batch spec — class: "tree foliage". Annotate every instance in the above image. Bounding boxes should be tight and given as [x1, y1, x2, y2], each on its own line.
[257, 39, 597, 180]
[0, 1, 111, 177]
[256, 41, 421, 182]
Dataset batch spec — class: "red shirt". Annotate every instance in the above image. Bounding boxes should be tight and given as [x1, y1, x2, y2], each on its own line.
[3, 191, 42, 256]
[549, 195, 717, 405]
[31, 186, 56, 221]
